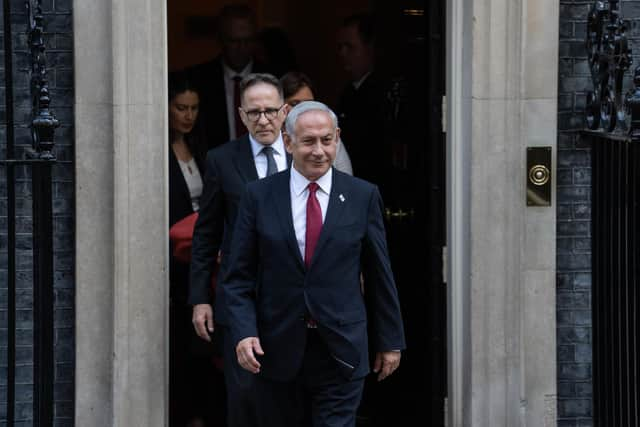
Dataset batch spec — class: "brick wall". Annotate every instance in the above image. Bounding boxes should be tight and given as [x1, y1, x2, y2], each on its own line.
[558, 2, 594, 424]
[0, 0, 74, 425]
[557, 0, 638, 425]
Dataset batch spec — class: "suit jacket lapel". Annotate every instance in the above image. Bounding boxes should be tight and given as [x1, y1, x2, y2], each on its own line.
[273, 170, 305, 271]
[168, 148, 192, 209]
[309, 169, 347, 269]
[232, 135, 259, 182]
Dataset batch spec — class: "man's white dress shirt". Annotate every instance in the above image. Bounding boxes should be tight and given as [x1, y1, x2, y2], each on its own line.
[249, 133, 287, 178]
[290, 166, 332, 259]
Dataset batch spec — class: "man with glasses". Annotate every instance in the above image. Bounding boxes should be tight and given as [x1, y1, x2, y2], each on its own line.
[189, 73, 290, 427]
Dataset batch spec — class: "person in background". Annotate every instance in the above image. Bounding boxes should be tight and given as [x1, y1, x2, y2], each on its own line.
[168, 71, 225, 427]
[280, 71, 353, 175]
[335, 13, 389, 187]
[255, 26, 298, 78]
[187, 4, 267, 150]
[189, 73, 290, 427]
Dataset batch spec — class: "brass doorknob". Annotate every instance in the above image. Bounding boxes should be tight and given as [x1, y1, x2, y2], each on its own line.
[528, 164, 550, 186]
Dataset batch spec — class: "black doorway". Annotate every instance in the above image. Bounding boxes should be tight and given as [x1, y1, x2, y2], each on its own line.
[355, 1, 447, 426]
[167, 0, 446, 425]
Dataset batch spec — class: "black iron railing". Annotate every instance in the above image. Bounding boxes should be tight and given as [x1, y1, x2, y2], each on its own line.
[584, 1, 639, 424]
[1, 1, 58, 425]
[588, 131, 639, 426]
[585, 0, 632, 133]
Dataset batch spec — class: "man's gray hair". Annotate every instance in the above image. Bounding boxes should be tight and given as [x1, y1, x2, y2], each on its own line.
[239, 73, 283, 102]
[284, 101, 339, 136]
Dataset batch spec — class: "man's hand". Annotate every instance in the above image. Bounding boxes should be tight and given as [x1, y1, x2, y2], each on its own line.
[236, 337, 264, 374]
[192, 304, 214, 341]
[373, 351, 401, 381]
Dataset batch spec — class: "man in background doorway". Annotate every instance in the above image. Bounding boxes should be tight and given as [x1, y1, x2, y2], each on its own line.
[189, 73, 290, 427]
[335, 13, 390, 192]
[187, 4, 267, 150]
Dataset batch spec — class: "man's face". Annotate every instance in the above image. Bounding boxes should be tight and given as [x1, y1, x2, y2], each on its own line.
[337, 24, 374, 81]
[240, 83, 287, 145]
[284, 86, 314, 108]
[220, 17, 256, 71]
[284, 110, 339, 181]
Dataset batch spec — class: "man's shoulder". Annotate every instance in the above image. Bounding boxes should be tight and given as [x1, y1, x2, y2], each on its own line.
[246, 169, 288, 192]
[335, 168, 376, 193]
[207, 136, 247, 156]
[186, 56, 222, 75]
[185, 57, 224, 92]
[204, 137, 249, 170]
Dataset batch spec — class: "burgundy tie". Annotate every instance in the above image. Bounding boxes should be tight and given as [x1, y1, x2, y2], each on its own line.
[304, 183, 322, 268]
[233, 75, 245, 139]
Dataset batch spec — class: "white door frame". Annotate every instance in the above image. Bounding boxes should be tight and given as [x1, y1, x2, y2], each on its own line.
[446, 0, 472, 423]
[73, 0, 557, 424]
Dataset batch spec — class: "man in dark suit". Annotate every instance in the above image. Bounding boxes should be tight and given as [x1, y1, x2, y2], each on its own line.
[335, 13, 390, 190]
[187, 4, 267, 150]
[189, 73, 290, 427]
[224, 101, 405, 427]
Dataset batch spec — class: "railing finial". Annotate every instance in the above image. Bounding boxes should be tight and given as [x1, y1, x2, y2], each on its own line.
[27, 0, 59, 160]
[585, 0, 633, 134]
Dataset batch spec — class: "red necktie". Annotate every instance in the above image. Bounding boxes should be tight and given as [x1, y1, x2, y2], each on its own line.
[233, 75, 245, 139]
[304, 183, 322, 268]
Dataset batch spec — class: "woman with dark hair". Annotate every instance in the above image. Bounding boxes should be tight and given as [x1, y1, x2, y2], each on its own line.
[169, 71, 205, 229]
[280, 71, 353, 175]
[168, 71, 224, 427]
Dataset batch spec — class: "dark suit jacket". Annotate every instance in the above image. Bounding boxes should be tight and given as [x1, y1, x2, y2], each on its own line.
[223, 168, 406, 381]
[169, 148, 205, 303]
[336, 72, 391, 189]
[186, 57, 267, 150]
[188, 135, 291, 325]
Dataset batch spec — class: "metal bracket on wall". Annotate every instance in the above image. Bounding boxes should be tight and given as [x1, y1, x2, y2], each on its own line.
[526, 146, 552, 207]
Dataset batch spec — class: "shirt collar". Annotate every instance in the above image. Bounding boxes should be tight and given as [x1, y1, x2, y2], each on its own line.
[249, 132, 285, 158]
[223, 60, 253, 80]
[352, 71, 372, 90]
[291, 165, 332, 197]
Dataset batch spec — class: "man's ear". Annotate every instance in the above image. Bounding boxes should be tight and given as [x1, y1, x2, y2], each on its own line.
[238, 107, 248, 128]
[282, 103, 291, 116]
[335, 127, 341, 143]
[283, 131, 294, 154]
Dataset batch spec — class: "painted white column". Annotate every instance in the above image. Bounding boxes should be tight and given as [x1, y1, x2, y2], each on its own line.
[74, 1, 168, 425]
[447, 0, 558, 424]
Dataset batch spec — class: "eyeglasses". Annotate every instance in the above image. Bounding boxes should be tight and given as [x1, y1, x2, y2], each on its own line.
[241, 105, 284, 122]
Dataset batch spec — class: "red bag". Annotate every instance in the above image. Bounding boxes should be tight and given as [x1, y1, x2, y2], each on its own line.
[169, 212, 218, 292]
[169, 212, 199, 263]
[170, 212, 223, 369]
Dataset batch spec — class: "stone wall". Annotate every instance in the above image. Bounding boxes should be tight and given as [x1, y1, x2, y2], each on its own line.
[557, 0, 635, 424]
[0, 0, 74, 425]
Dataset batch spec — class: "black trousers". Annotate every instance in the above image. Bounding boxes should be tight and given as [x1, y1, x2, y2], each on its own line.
[253, 329, 365, 427]
[169, 303, 226, 427]
[222, 325, 259, 427]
